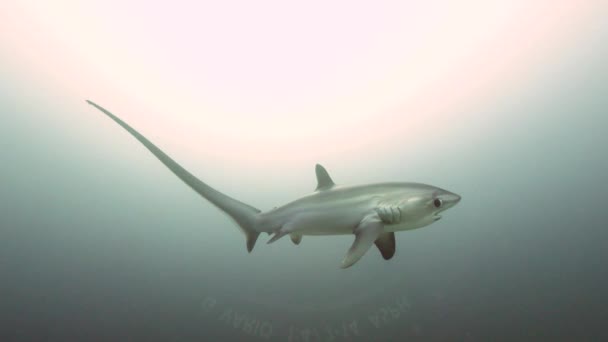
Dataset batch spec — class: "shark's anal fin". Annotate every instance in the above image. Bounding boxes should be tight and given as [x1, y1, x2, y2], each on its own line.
[267, 219, 302, 245]
[315, 164, 335, 191]
[341, 213, 384, 268]
[374, 232, 396, 260]
[267, 230, 287, 244]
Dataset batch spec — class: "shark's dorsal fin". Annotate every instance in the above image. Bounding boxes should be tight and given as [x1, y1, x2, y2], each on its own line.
[315, 164, 335, 191]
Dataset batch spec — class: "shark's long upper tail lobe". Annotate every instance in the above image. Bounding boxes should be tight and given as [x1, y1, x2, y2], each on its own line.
[86, 100, 261, 252]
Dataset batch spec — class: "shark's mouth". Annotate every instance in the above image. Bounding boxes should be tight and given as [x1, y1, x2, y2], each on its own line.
[434, 215, 442, 221]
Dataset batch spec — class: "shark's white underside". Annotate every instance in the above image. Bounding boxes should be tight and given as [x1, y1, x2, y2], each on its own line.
[86, 100, 461, 268]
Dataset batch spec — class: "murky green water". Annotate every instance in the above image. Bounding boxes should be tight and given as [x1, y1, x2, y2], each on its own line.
[1, 17, 607, 342]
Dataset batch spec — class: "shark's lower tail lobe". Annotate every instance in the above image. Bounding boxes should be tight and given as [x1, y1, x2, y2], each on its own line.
[86, 100, 261, 252]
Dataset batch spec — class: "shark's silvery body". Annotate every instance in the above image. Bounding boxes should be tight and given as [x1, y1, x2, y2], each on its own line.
[87, 101, 461, 268]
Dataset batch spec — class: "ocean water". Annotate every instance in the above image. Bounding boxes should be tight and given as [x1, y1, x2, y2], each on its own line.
[1, 2, 607, 341]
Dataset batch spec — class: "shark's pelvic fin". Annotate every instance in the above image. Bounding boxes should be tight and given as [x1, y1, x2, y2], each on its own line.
[86, 100, 261, 252]
[374, 232, 396, 260]
[315, 164, 335, 191]
[290, 233, 302, 245]
[341, 213, 384, 268]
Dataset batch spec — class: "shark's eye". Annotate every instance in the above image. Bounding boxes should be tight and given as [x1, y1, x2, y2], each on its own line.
[433, 198, 442, 208]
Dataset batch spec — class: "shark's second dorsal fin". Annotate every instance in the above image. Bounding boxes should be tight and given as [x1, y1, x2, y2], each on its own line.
[315, 164, 335, 191]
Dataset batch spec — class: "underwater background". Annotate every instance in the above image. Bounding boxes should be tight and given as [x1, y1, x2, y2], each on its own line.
[1, 1, 607, 341]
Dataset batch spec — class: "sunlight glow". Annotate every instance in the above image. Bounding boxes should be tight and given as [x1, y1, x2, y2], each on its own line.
[0, 0, 597, 166]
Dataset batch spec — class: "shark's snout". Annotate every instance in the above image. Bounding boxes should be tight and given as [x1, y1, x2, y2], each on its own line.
[440, 191, 461, 210]
[447, 193, 461, 205]
[452, 193, 462, 203]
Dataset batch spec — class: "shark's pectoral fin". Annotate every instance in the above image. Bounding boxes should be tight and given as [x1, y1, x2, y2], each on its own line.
[374, 232, 396, 260]
[341, 214, 384, 268]
[290, 234, 302, 245]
